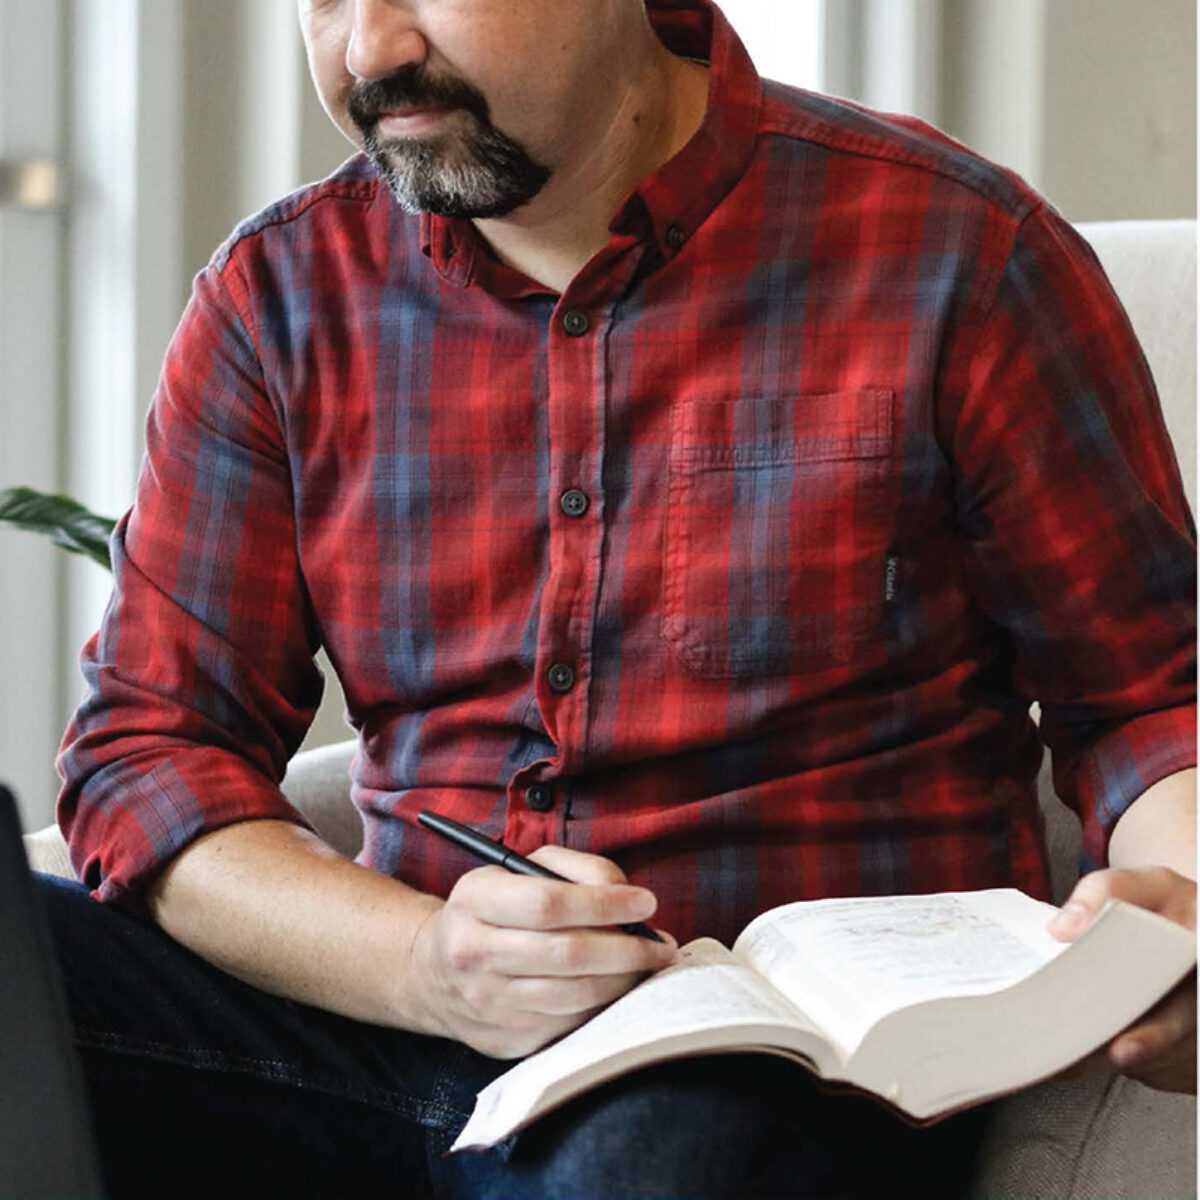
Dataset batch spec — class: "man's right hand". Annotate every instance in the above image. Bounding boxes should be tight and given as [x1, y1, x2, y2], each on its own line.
[409, 845, 677, 1059]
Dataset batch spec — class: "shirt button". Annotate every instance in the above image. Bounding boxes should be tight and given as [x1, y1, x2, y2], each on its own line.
[525, 784, 554, 813]
[666, 223, 686, 250]
[560, 488, 590, 518]
[547, 662, 576, 693]
[562, 309, 590, 337]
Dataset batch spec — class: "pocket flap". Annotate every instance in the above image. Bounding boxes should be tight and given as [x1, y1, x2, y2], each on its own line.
[672, 389, 895, 469]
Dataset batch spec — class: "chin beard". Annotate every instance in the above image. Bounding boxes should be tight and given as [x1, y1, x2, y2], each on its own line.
[365, 123, 551, 219]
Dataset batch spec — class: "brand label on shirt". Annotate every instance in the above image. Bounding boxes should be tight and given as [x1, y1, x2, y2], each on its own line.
[883, 554, 900, 604]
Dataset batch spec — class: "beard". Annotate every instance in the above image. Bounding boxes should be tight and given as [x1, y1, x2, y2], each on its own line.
[347, 66, 551, 219]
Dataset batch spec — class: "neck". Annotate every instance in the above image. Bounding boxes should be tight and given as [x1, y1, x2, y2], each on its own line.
[474, 51, 709, 294]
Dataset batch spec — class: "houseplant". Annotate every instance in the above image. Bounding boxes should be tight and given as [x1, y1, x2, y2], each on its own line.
[0, 486, 115, 570]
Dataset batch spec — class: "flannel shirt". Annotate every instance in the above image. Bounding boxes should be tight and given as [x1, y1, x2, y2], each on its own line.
[58, 0, 1196, 945]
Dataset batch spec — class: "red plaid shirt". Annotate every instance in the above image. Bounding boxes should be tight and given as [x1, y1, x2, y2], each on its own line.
[59, 1, 1195, 944]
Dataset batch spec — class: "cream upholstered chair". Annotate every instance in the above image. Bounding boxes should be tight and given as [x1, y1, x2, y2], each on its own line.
[24, 220, 1198, 1198]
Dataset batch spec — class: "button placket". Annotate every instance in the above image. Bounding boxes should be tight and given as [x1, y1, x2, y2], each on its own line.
[540, 262, 639, 775]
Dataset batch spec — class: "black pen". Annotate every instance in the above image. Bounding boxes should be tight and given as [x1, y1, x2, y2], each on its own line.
[417, 810, 664, 942]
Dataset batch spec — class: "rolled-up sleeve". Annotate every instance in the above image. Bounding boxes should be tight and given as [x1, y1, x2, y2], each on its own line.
[56, 256, 324, 910]
[944, 203, 1196, 869]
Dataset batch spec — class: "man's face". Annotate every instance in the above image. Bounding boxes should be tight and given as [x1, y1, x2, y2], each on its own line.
[299, 0, 632, 219]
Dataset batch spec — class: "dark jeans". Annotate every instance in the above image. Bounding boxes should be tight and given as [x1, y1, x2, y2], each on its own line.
[37, 872, 990, 1200]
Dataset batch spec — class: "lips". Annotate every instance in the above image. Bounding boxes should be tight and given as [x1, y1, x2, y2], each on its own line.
[380, 105, 449, 120]
[374, 106, 457, 137]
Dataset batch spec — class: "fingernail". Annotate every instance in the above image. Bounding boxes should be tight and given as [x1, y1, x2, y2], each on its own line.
[1050, 902, 1090, 935]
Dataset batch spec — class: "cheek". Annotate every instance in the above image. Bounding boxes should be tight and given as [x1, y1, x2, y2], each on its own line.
[303, 26, 361, 143]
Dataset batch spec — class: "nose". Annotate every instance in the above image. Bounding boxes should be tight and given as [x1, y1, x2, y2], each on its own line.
[345, 0, 428, 82]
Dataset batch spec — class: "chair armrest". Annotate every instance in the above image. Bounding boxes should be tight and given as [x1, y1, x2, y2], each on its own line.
[23, 824, 75, 879]
[280, 738, 361, 858]
[974, 1075, 1196, 1198]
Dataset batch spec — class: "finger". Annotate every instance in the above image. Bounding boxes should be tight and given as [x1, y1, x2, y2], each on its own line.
[1114, 1037, 1198, 1093]
[473, 924, 677, 978]
[1048, 866, 1195, 941]
[527, 844, 631, 887]
[507, 970, 654, 1016]
[1109, 978, 1197, 1067]
[454, 866, 660, 932]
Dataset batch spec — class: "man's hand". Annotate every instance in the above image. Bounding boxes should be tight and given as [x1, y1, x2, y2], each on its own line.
[1049, 866, 1196, 1092]
[409, 845, 678, 1059]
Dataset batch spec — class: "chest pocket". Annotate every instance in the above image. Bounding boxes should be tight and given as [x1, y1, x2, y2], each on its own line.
[662, 390, 897, 678]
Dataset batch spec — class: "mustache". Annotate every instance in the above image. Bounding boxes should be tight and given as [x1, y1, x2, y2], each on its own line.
[347, 66, 491, 137]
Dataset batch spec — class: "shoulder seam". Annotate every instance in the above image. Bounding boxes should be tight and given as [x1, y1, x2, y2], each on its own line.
[212, 177, 378, 273]
[758, 108, 1039, 224]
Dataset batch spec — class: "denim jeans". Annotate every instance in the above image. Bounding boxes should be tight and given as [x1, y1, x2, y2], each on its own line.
[37, 872, 990, 1199]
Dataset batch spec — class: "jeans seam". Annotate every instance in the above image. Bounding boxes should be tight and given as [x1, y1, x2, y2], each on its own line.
[76, 1025, 473, 1131]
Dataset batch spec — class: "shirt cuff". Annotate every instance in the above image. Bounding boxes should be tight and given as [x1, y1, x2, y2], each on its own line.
[1061, 703, 1198, 871]
[63, 751, 316, 913]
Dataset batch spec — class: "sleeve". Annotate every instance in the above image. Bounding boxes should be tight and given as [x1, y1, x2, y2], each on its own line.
[55, 253, 325, 910]
[942, 203, 1196, 870]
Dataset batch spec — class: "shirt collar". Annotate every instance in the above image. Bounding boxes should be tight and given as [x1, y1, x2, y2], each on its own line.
[420, 0, 762, 288]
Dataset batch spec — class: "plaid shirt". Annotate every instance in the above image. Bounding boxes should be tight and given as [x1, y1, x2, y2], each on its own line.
[59, 1, 1195, 945]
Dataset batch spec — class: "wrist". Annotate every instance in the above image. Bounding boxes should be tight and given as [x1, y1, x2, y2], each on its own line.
[398, 893, 450, 1038]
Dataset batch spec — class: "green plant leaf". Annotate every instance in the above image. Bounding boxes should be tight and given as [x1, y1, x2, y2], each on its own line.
[0, 487, 116, 571]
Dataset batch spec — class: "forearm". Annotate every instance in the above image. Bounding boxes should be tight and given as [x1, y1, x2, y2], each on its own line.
[146, 820, 678, 1061]
[1108, 768, 1196, 880]
[145, 818, 445, 1030]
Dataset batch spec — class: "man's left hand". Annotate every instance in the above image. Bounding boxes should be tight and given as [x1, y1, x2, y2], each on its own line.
[1049, 866, 1196, 1093]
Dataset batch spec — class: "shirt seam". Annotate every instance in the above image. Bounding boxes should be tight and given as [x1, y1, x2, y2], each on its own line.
[756, 114, 1041, 224]
[955, 201, 1048, 366]
[211, 174, 378, 275]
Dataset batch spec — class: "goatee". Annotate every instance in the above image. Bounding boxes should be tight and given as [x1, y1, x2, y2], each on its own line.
[348, 66, 551, 218]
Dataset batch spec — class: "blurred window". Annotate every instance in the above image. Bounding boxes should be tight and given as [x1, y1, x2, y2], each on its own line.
[0, 0, 66, 817]
[720, 0, 824, 90]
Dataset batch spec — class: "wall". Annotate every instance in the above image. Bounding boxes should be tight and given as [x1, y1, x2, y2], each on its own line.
[1041, 0, 1195, 220]
[181, 0, 351, 310]
[940, 0, 1196, 220]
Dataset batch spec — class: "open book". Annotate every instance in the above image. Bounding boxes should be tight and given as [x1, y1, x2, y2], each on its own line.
[453, 889, 1195, 1150]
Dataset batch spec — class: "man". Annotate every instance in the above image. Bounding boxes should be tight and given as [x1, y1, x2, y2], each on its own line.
[43, 0, 1195, 1196]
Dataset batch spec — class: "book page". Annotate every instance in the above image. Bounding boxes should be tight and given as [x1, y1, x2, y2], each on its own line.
[734, 890, 1066, 1055]
[452, 938, 829, 1150]
[495, 938, 820, 1077]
